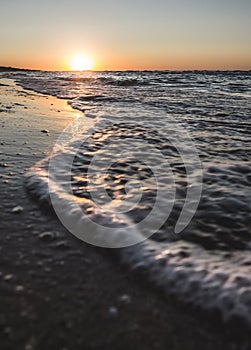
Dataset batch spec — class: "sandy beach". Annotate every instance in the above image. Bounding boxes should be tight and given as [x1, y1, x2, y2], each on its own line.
[0, 78, 250, 350]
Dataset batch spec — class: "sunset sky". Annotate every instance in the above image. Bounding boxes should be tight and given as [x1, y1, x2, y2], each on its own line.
[0, 0, 250, 71]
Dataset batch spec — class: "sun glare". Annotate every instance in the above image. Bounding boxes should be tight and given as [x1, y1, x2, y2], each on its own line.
[70, 55, 94, 71]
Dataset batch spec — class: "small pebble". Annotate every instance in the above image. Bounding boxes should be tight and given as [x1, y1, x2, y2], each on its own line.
[15, 285, 25, 293]
[4, 274, 13, 281]
[41, 129, 50, 134]
[24, 336, 36, 350]
[52, 241, 69, 250]
[0, 163, 8, 167]
[108, 306, 118, 317]
[38, 231, 55, 241]
[119, 294, 131, 304]
[12, 206, 23, 213]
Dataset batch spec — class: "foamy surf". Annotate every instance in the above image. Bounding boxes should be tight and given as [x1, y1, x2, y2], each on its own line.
[18, 70, 251, 327]
[24, 110, 203, 247]
[24, 115, 251, 328]
[24, 151, 251, 326]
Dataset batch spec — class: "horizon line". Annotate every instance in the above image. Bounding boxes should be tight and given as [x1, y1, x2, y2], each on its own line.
[0, 65, 251, 73]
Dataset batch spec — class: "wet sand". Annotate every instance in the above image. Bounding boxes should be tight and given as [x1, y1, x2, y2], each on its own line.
[0, 79, 249, 350]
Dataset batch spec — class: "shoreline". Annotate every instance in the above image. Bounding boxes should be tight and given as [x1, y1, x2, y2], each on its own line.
[0, 78, 250, 350]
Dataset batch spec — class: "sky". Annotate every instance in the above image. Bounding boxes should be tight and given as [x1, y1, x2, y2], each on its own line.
[0, 0, 250, 71]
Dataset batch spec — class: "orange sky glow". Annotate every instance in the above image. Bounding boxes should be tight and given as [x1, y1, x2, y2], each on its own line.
[0, 0, 250, 71]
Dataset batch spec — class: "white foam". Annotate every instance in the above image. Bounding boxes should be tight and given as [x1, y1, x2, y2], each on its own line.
[25, 154, 251, 328]
[121, 240, 251, 326]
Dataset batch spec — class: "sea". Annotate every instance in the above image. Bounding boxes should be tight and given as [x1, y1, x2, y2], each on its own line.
[6, 70, 251, 325]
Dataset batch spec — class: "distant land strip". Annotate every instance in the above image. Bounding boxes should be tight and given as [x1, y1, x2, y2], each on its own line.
[0, 66, 40, 72]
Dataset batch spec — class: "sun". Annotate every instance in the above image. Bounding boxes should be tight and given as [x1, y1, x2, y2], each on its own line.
[70, 55, 94, 71]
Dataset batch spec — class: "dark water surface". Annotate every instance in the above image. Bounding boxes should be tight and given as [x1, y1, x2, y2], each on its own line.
[8, 70, 251, 325]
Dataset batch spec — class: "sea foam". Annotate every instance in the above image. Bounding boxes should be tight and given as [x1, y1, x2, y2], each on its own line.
[17, 69, 251, 326]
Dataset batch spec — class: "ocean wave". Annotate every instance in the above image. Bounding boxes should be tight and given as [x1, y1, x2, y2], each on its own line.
[12, 69, 251, 327]
[24, 109, 251, 327]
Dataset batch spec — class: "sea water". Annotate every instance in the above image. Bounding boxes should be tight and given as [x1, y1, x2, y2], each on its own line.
[9, 70, 251, 325]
